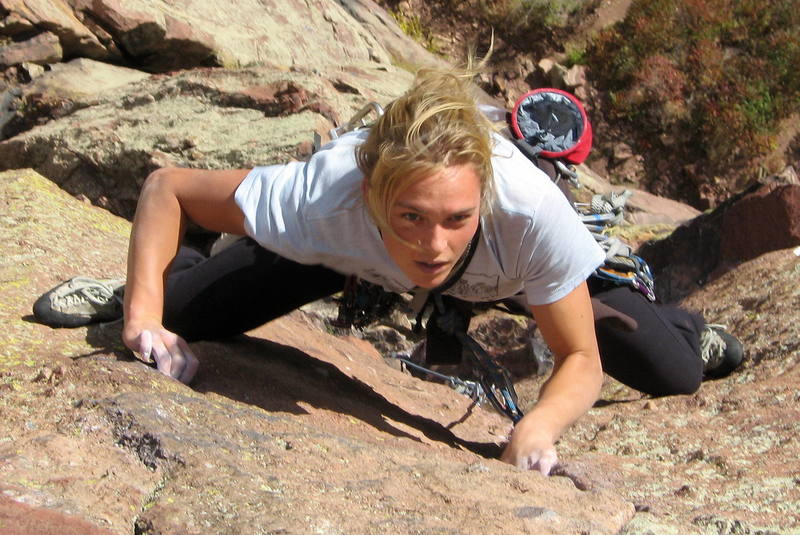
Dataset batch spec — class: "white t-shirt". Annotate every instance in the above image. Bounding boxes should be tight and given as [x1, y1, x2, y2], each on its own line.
[234, 130, 604, 306]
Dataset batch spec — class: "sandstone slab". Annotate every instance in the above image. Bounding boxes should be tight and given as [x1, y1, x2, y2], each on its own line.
[0, 30, 62, 67]
[2, 0, 438, 73]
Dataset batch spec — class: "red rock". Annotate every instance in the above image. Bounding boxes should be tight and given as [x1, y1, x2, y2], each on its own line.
[720, 183, 800, 263]
[0, 31, 62, 67]
[0, 494, 116, 535]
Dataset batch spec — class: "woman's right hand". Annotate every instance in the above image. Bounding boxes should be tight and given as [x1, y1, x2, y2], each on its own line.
[123, 319, 199, 384]
[120, 168, 247, 386]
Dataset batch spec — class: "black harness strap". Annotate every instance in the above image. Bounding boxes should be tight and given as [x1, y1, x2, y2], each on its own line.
[412, 223, 481, 332]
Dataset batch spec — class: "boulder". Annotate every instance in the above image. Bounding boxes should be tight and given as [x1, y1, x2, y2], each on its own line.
[0, 30, 62, 67]
[0, 64, 413, 217]
[26, 57, 150, 98]
[639, 178, 800, 302]
[719, 182, 800, 264]
[70, 0, 219, 72]
[537, 57, 556, 78]
[0, 58, 150, 139]
[0, 0, 109, 58]
[563, 63, 587, 89]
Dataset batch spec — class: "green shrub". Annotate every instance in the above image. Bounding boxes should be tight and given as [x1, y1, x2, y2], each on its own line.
[390, 10, 441, 55]
[478, 0, 591, 41]
[565, 44, 587, 67]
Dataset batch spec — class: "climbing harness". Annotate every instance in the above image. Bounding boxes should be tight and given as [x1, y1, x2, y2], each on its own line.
[331, 276, 399, 329]
[331, 225, 525, 422]
[333, 279, 525, 423]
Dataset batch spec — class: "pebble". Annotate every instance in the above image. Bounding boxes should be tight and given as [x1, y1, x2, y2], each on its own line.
[515, 506, 558, 520]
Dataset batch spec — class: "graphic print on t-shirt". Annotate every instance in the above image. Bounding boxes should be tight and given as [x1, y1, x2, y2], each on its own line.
[448, 273, 502, 301]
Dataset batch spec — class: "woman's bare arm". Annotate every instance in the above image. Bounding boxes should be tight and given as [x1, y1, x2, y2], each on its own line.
[123, 167, 250, 383]
[500, 281, 603, 474]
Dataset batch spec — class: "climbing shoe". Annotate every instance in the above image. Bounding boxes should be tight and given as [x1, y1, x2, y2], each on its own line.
[33, 277, 125, 328]
[700, 324, 744, 378]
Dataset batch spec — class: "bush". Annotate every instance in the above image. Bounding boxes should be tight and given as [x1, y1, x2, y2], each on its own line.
[588, 0, 800, 196]
[478, 0, 593, 50]
[390, 10, 442, 54]
[501, 0, 586, 30]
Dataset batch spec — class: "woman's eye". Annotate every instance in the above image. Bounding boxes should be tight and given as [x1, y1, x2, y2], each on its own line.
[448, 214, 470, 223]
[401, 213, 421, 222]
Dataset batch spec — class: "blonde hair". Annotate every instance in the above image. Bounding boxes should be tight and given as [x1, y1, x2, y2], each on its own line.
[356, 65, 496, 235]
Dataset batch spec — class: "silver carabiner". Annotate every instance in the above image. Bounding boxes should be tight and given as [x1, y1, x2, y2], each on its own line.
[329, 102, 385, 139]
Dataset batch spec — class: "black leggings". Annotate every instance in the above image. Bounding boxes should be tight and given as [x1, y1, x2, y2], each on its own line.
[163, 238, 344, 341]
[589, 283, 704, 396]
[425, 285, 704, 397]
[163, 238, 704, 397]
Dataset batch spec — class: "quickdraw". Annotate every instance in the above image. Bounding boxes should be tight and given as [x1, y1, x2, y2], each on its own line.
[430, 293, 524, 423]
[595, 260, 656, 302]
[558, 165, 657, 302]
[390, 338, 524, 424]
[456, 331, 524, 423]
[391, 355, 486, 401]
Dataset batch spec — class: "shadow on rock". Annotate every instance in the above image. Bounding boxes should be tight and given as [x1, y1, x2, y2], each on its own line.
[170, 334, 503, 459]
[82, 319, 130, 359]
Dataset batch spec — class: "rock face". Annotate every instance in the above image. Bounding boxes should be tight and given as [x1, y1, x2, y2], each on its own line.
[3, 170, 800, 534]
[639, 178, 800, 302]
[1, 169, 635, 534]
[0, 0, 405, 71]
[1, 0, 799, 533]
[0, 64, 412, 217]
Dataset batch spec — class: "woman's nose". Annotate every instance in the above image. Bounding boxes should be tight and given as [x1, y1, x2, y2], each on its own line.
[419, 224, 448, 254]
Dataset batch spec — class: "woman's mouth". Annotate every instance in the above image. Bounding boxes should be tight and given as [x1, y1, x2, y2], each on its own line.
[414, 260, 450, 274]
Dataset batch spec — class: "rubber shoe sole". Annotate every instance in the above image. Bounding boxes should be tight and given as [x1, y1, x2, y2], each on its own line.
[33, 277, 124, 328]
[704, 330, 744, 379]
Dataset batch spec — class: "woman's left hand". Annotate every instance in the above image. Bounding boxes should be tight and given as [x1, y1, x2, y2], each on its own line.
[500, 416, 558, 475]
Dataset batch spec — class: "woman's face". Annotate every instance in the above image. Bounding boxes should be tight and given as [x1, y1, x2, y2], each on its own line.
[382, 164, 482, 289]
